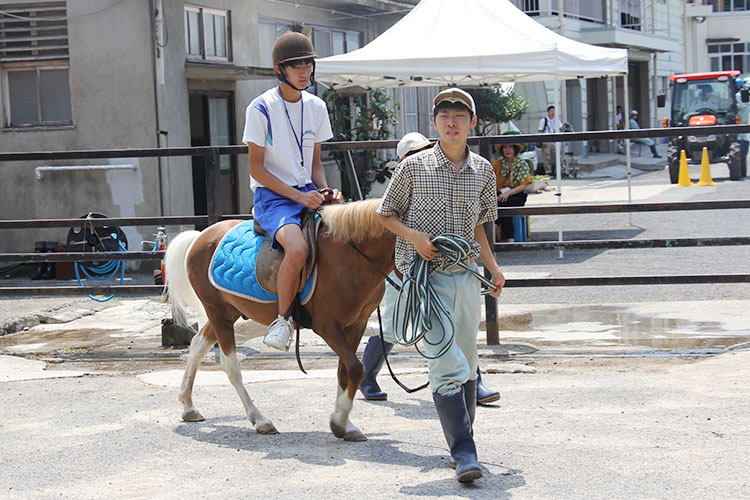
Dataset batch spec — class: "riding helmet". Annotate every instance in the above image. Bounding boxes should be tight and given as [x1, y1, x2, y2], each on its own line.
[272, 32, 317, 66]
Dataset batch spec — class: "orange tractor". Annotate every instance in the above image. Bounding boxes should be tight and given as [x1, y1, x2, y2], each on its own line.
[658, 71, 749, 183]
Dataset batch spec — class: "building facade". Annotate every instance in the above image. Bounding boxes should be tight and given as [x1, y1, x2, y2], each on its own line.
[508, 0, 685, 155]
[683, 0, 750, 75]
[4, 0, 746, 256]
[0, 0, 414, 254]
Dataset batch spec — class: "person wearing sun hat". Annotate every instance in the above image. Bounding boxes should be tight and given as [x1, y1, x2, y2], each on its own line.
[492, 131, 533, 242]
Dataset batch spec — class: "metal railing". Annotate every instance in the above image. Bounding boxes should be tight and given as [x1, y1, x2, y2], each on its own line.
[2, 125, 749, 344]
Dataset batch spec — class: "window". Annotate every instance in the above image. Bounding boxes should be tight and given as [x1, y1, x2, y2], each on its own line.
[511, 0, 606, 24]
[620, 0, 641, 31]
[1, 2, 72, 127]
[258, 19, 293, 67]
[708, 42, 750, 73]
[184, 5, 230, 61]
[258, 20, 361, 64]
[707, 0, 750, 12]
[403, 87, 418, 133]
[307, 25, 361, 59]
[5, 66, 71, 126]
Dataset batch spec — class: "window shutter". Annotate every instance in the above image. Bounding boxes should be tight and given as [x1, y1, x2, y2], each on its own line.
[0, 2, 69, 63]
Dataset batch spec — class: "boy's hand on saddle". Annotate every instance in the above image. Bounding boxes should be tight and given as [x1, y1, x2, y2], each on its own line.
[300, 190, 326, 209]
[410, 231, 438, 261]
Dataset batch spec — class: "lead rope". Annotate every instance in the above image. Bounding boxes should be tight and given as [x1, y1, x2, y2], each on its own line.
[379, 233, 498, 393]
[392, 233, 497, 359]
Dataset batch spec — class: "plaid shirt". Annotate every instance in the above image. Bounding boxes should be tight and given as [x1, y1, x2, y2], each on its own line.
[378, 142, 497, 275]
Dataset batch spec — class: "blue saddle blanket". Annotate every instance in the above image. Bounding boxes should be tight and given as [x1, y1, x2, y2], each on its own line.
[208, 220, 316, 304]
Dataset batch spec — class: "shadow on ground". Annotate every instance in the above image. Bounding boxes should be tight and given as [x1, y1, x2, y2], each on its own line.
[174, 417, 525, 498]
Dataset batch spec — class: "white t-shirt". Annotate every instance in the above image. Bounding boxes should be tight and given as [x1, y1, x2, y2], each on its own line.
[243, 87, 333, 191]
[538, 115, 562, 134]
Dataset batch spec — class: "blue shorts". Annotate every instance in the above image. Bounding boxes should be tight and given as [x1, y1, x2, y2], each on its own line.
[253, 183, 317, 248]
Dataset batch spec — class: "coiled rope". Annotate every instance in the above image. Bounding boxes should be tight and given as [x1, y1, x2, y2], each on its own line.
[392, 233, 497, 359]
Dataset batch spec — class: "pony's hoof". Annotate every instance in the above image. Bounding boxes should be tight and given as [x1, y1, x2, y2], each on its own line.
[343, 430, 367, 442]
[330, 421, 346, 439]
[256, 421, 279, 435]
[182, 410, 205, 422]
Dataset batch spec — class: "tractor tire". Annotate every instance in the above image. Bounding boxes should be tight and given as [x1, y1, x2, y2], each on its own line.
[667, 144, 680, 184]
[727, 142, 742, 181]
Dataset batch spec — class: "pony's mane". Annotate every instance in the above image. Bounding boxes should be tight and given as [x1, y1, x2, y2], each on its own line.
[321, 198, 389, 243]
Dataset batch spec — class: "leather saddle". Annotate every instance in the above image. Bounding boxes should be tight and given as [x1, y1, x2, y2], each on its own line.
[253, 208, 320, 295]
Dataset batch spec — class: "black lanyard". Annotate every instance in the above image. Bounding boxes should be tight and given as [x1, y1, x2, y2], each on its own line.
[278, 85, 304, 167]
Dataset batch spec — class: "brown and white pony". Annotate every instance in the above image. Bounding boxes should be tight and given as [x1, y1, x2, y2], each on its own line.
[164, 198, 395, 441]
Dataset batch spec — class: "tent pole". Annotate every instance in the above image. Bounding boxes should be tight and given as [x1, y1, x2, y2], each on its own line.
[399, 86, 406, 138]
[623, 75, 633, 225]
[554, 71, 563, 260]
[612, 76, 617, 154]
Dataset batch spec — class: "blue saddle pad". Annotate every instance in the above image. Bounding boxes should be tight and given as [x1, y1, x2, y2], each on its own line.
[209, 220, 317, 304]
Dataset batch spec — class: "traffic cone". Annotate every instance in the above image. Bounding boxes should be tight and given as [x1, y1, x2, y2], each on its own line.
[677, 150, 693, 187]
[696, 147, 715, 186]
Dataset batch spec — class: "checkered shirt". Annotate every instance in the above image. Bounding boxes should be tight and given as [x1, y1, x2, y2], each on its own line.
[377, 141, 497, 275]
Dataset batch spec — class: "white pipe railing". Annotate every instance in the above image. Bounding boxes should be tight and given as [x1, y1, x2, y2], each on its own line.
[35, 164, 136, 180]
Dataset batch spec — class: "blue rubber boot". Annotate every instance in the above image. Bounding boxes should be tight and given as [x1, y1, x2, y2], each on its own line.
[450, 378, 478, 470]
[359, 336, 394, 400]
[476, 368, 500, 405]
[433, 387, 483, 483]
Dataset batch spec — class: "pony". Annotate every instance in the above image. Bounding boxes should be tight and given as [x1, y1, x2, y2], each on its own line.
[164, 198, 396, 441]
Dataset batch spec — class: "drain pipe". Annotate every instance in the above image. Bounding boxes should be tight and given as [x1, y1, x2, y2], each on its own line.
[150, 0, 165, 216]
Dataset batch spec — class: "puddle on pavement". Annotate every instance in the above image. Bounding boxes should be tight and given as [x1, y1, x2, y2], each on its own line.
[0, 328, 120, 353]
[497, 305, 750, 350]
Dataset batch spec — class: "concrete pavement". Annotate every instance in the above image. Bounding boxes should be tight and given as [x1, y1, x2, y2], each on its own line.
[1, 155, 749, 499]
[2, 348, 749, 499]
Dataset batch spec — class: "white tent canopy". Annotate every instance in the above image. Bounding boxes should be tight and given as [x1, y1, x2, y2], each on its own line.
[315, 0, 628, 88]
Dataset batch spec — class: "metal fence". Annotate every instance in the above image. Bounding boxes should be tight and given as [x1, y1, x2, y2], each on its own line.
[2, 125, 749, 344]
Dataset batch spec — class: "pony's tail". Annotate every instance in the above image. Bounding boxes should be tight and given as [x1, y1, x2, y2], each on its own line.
[164, 230, 206, 321]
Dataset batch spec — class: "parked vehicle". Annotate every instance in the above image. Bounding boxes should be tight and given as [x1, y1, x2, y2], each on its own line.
[658, 71, 749, 183]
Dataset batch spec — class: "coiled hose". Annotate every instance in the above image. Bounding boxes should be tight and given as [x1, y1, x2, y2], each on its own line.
[74, 232, 127, 302]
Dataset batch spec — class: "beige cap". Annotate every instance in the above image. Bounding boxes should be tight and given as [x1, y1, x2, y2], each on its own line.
[397, 132, 431, 159]
[432, 88, 476, 114]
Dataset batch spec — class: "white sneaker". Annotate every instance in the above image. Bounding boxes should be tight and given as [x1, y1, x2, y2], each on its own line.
[264, 317, 293, 351]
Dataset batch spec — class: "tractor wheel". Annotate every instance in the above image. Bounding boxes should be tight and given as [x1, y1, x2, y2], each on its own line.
[667, 144, 680, 184]
[727, 142, 742, 181]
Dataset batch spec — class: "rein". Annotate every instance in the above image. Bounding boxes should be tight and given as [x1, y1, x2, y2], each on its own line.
[347, 241, 401, 291]
[348, 240, 428, 392]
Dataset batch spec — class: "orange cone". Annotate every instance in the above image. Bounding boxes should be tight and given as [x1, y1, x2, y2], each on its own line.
[677, 150, 693, 187]
[696, 147, 715, 186]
